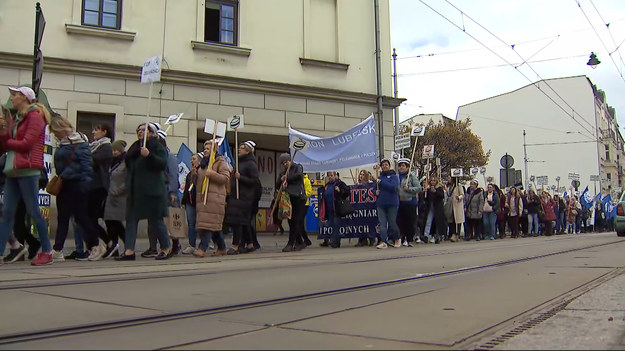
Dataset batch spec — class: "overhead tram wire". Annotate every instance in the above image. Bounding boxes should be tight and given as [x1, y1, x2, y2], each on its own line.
[587, 0, 625, 73]
[398, 54, 587, 76]
[419, 0, 598, 140]
[441, 0, 599, 138]
[459, 112, 593, 135]
[576, 0, 625, 82]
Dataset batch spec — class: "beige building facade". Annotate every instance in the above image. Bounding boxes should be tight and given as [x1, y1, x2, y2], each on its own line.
[0, 0, 401, 164]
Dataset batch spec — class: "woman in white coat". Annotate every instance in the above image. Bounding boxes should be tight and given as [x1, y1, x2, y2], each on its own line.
[449, 179, 465, 242]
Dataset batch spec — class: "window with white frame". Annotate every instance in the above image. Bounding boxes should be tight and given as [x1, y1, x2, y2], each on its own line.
[82, 0, 122, 29]
[204, 0, 237, 45]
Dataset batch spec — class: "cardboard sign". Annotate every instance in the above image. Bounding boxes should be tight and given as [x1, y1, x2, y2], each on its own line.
[204, 119, 227, 137]
[227, 115, 244, 131]
[422, 145, 434, 159]
[394, 133, 410, 150]
[411, 126, 426, 136]
[141, 55, 162, 84]
[451, 168, 463, 177]
[164, 113, 184, 125]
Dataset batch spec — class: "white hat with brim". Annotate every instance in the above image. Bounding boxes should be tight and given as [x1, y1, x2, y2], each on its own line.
[9, 87, 36, 103]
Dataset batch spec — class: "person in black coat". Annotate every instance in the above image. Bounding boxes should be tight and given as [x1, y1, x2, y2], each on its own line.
[225, 141, 260, 254]
[424, 176, 446, 244]
[277, 152, 306, 252]
[319, 171, 350, 248]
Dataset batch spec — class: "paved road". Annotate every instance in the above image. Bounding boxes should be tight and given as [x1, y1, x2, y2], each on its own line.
[1, 232, 624, 350]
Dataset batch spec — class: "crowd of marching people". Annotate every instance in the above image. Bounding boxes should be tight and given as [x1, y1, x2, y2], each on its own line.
[0, 86, 618, 264]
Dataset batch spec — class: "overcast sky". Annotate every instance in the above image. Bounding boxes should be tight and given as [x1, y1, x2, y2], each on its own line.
[390, 0, 625, 131]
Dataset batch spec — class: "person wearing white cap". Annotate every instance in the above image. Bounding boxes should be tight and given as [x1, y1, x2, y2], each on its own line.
[464, 178, 484, 241]
[396, 158, 421, 247]
[115, 123, 171, 261]
[374, 158, 400, 248]
[0, 87, 52, 265]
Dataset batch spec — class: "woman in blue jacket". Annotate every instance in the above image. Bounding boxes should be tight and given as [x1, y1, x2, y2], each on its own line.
[374, 158, 400, 249]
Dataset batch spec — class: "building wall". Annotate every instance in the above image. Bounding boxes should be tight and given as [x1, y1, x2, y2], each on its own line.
[457, 76, 615, 195]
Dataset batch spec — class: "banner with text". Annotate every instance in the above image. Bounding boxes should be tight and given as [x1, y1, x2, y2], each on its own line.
[289, 114, 378, 172]
[317, 182, 379, 240]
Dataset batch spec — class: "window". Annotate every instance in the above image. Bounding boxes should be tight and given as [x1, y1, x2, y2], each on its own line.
[205, 0, 237, 45]
[605, 144, 611, 161]
[76, 112, 115, 142]
[82, 0, 121, 29]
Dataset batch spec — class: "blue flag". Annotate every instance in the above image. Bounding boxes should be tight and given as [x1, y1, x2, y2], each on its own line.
[593, 193, 601, 205]
[217, 134, 234, 171]
[176, 143, 194, 197]
[580, 186, 592, 209]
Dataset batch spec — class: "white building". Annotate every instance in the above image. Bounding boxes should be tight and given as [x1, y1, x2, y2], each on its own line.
[457, 75, 624, 197]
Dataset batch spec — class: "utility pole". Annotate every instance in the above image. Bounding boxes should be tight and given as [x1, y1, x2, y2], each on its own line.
[374, 0, 384, 160]
[523, 130, 529, 191]
[392, 48, 399, 156]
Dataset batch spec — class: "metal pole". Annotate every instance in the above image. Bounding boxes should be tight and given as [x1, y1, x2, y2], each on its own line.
[392, 48, 400, 157]
[374, 0, 384, 159]
[523, 130, 529, 191]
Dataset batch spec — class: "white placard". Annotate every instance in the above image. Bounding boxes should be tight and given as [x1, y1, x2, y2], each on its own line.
[411, 125, 426, 136]
[227, 115, 244, 131]
[450, 168, 463, 177]
[422, 144, 435, 159]
[394, 133, 411, 150]
[590, 175, 599, 181]
[470, 167, 479, 175]
[289, 137, 309, 152]
[164, 113, 184, 125]
[141, 55, 162, 84]
[204, 119, 227, 137]
[479, 167, 486, 174]
[568, 172, 580, 181]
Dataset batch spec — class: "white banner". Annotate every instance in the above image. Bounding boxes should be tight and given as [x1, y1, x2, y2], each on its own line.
[141, 55, 162, 84]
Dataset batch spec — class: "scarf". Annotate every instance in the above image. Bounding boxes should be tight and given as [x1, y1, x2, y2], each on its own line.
[90, 136, 111, 152]
[60, 131, 88, 145]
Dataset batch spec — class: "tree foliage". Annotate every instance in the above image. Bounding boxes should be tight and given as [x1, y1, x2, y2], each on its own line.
[399, 118, 490, 180]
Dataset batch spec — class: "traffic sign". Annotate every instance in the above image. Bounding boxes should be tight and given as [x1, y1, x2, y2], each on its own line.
[394, 133, 410, 150]
[500, 154, 514, 169]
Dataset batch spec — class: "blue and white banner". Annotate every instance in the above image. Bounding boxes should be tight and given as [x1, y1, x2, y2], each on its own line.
[318, 182, 380, 239]
[289, 114, 378, 172]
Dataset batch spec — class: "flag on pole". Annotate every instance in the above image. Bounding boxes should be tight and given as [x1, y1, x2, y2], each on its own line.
[580, 186, 592, 209]
[176, 143, 194, 197]
[217, 134, 234, 172]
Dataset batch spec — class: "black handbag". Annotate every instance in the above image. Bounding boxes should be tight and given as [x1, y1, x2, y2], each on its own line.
[335, 198, 354, 217]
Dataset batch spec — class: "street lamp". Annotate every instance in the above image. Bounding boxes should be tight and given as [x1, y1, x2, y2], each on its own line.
[587, 52, 601, 69]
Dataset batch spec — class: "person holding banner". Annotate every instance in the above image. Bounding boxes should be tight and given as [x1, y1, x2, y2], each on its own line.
[319, 171, 350, 248]
[115, 123, 170, 261]
[193, 140, 229, 257]
[225, 141, 259, 255]
[277, 153, 307, 252]
[181, 153, 202, 254]
[396, 158, 421, 247]
[423, 176, 447, 244]
[354, 170, 377, 247]
[374, 158, 400, 249]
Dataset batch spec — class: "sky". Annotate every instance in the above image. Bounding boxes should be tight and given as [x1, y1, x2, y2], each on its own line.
[389, 0, 625, 129]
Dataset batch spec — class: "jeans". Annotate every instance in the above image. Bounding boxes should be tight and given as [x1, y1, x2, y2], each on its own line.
[185, 205, 197, 247]
[125, 216, 169, 252]
[329, 215, 341, 244]
[54, 181, 99, 251]
[377, 205, 399, 242]
[528, 213, 539, 235]
[73, 218, 85, 253]
[0, 175, 51, 254]
[482, 212, 496, 239]
[424, 206, 434, 237]
[198, 229, 226, 251]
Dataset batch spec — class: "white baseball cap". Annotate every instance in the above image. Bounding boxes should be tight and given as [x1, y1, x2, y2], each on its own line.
[8, 87, 36, 103]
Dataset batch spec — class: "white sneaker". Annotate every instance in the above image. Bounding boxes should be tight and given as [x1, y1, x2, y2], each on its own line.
[428, 236, 435, 244]
[51, 250, 65, 262]
[208, 243, 215, 250]
[376, 242, 388, 249]
[402, 240, 408, 247]
[415, 238, 423, 244]
[394, 239, 402, 248]
[181, 246, 195, 255]
[88, 244, 106, 261]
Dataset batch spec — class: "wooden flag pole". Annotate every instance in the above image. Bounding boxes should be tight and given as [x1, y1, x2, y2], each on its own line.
[235, 129, 239, 199]
[409, 136, 419, 173]
[143, 82, 154, 147]
[203, 123, 218, 205]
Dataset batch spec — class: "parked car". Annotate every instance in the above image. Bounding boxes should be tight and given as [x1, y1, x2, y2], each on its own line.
[615, 191, 625, 236]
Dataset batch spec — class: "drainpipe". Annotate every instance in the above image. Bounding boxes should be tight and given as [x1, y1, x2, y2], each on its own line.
[374, 0, 384, 159]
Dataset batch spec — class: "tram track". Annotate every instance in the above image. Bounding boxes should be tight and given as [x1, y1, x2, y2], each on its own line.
[1, 236, 620, 291]
[0, 238, 623, 348]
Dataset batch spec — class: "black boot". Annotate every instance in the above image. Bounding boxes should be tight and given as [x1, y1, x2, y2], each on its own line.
[282, 243, 294, 252]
